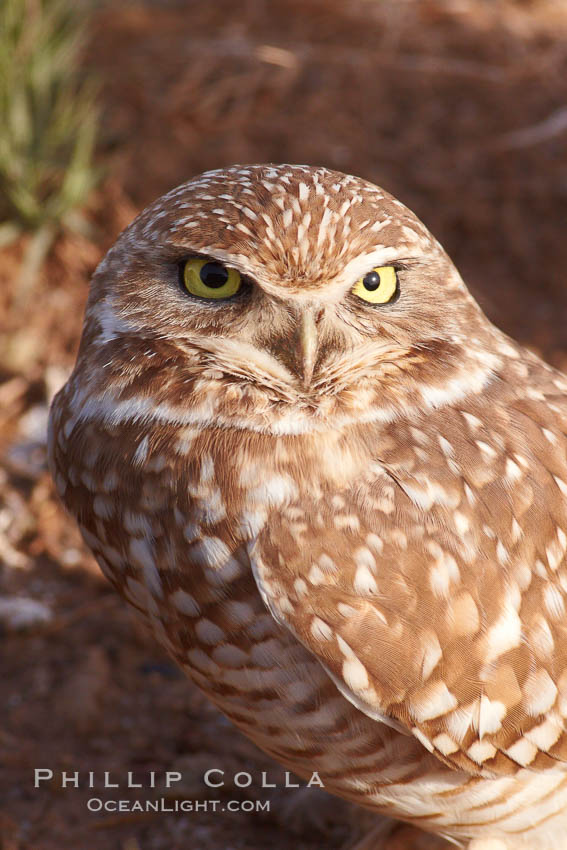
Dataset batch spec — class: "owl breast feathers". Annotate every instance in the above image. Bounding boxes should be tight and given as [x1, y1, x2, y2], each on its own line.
[49, 165, 567, 849]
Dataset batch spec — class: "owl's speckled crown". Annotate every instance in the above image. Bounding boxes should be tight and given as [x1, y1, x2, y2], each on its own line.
[110, 164, 442, 290]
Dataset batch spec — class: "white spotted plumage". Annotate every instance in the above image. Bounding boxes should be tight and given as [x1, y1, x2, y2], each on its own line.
[49, 164, 567, 849]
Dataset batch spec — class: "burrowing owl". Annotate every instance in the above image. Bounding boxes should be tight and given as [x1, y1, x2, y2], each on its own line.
[49, 165, 567, 849]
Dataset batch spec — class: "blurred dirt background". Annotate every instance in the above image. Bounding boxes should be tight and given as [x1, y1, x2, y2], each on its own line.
[1, 0, 567, 848]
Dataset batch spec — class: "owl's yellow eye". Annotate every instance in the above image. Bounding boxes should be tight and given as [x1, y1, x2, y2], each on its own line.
[352, 266, 398, 304]
[182, 258, 242, 300]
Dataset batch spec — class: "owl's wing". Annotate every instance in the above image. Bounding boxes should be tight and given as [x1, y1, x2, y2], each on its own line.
[248, 382, 567, 777]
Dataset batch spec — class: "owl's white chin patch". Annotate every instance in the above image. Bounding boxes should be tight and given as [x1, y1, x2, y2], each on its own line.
[68, 351, 496, 437]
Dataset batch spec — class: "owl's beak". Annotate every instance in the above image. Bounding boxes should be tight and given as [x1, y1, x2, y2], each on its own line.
[299, 307, 321, 388]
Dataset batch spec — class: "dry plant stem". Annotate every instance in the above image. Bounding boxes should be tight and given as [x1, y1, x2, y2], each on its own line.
[492, 105, 567, 150]
[181, 38, 508, 82]
[12, 223, 57, 311]
[0, 222, 22, 249]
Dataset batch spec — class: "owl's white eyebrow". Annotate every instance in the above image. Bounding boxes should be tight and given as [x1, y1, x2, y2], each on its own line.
[336, 249, 421, 290]
[168, 245, 255, 279]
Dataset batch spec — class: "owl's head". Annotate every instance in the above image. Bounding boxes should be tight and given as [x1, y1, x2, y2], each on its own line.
[74, 165, 501, 434]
